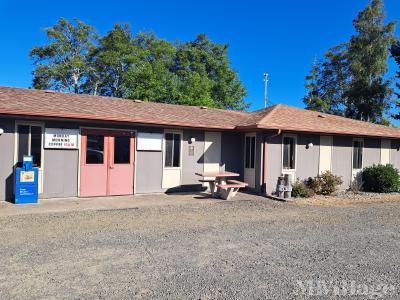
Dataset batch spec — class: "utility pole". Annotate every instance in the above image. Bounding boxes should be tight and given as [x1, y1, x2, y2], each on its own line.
[264, 73, 269, 109]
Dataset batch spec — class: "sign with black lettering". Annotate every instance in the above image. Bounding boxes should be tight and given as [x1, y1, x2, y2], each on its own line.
[44, 128, 79, 149]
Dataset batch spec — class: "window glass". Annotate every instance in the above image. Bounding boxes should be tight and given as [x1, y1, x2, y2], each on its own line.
[114, 136, 130, 164]
[245, 136, 251, 168]
[283, 137, 295, 169]
[353, 140, 363, 169]
[30, 126, 42, 167]
[165, 133, 181, 167]
[17, 125, 29, 166]
[245, 136, 256, 169]
[250, 136, 256, 169]
[165, 133, 173, 167]
[86, 135, 104, 164]
[17, 125, 43, 168]
[173, 134, 181, 167]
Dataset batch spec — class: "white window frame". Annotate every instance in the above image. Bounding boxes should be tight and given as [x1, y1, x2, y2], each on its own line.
[14, 121, 45, 193]
[244, 133, 256, 170]
[352, 138, 364, 170]
[281, 134, 297, 172]
[163, 130, 183, 170]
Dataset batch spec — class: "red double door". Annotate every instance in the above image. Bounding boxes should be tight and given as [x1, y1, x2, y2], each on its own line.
[80, 129, 135, 197]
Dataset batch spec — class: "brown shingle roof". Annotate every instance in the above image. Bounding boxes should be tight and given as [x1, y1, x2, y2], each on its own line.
[1, 86, 400, 138]
[249, 104, 400, 139]
[0, 86, 250, 130]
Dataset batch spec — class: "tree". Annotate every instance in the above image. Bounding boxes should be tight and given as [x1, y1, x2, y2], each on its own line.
[31, 21, 248, 110]
[119, 33, 248, 109]
[303, 0, 396, 124]
[391, 41, 400, 119]
[86, 24, 136, 97]
[174, 34, 247, 110]
[303, 45, 349, 115]
[124, 32, 180, 102]
[30, 18, 98, 93]
[303, 59, 329, 112]
[345, 0, 396, 123]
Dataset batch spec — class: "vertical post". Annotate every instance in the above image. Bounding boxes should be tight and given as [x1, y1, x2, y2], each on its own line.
[263, 137, 268, 195]
[264, 73, 269, 109]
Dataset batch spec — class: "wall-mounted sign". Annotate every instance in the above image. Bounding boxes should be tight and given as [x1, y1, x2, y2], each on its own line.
[137, 132, 163, 151]
[45, 128, 79, 149]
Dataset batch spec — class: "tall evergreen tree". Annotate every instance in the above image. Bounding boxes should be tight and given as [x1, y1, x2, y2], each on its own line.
[303, 0, 396, 124]
[304, 45, 349, 115]
[30, 18, 98, 93]
[391, 42, 400, 119]
[345, 0, 396, 122]
[303, 59, 329, 112]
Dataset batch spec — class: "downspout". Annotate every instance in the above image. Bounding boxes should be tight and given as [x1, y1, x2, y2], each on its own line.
[262, 129, 282, 195]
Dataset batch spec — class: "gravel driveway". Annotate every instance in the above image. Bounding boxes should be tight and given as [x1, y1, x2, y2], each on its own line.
[0, 195, 399, 299]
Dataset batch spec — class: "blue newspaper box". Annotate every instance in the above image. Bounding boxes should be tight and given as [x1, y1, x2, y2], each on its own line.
[15, 156, 39, 204]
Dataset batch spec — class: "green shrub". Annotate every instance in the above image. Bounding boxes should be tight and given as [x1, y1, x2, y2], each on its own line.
[307, 171, 343, 196]
[362, 164, 400, 193]
[306, 177, 321, 193]
[292, 180, 315, 198]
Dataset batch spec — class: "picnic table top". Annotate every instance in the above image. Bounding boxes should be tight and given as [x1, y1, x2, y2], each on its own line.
[195, 171, 240, 178]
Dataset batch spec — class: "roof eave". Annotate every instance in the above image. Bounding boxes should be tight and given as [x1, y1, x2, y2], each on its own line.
[253, 124, 400, 139]
[0, 109, 236, 131]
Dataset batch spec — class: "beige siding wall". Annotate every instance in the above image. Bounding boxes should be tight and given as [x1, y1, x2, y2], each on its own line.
[265, 134, 282, 195]
[363, 138, 381, 168]
[331, 136, 352, 190]
[264, 133, 321, 195]
[0, 118, 15, 201]
[390, 140, 400, 170]
[181, 130, 205, 186]
[263, 134, 384, 194]
[42, 149, 79, 198]
[296, 134, 320, 181]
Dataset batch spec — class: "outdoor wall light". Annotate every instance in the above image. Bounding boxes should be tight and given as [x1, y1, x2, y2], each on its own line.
[190, 137, 196, 144]
[306, 142, 314, 149]
[0, 128, 4, 136]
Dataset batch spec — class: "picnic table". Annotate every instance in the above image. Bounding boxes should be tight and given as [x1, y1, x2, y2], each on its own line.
[195, 171, 248, 200]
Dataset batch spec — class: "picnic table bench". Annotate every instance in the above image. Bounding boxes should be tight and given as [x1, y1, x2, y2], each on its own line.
[195, 171, 248, 200]
[216, 180, 249, 200]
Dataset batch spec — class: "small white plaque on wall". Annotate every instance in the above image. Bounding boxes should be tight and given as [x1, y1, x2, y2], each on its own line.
[137, 132, 163, 151]
[44, 128, 79, 149]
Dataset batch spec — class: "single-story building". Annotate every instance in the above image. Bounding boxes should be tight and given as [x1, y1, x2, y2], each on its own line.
[1, 86, 400, 201]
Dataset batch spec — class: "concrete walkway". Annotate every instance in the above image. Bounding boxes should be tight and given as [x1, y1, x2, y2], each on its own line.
[0, 192, 260, 217]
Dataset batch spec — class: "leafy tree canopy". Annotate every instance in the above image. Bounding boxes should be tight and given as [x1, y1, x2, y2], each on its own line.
[30, 18, 98, 94]
[30, 20, 248, 110]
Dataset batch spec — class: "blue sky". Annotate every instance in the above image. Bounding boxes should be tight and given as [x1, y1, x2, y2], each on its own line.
[0, 0, 399, 112]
